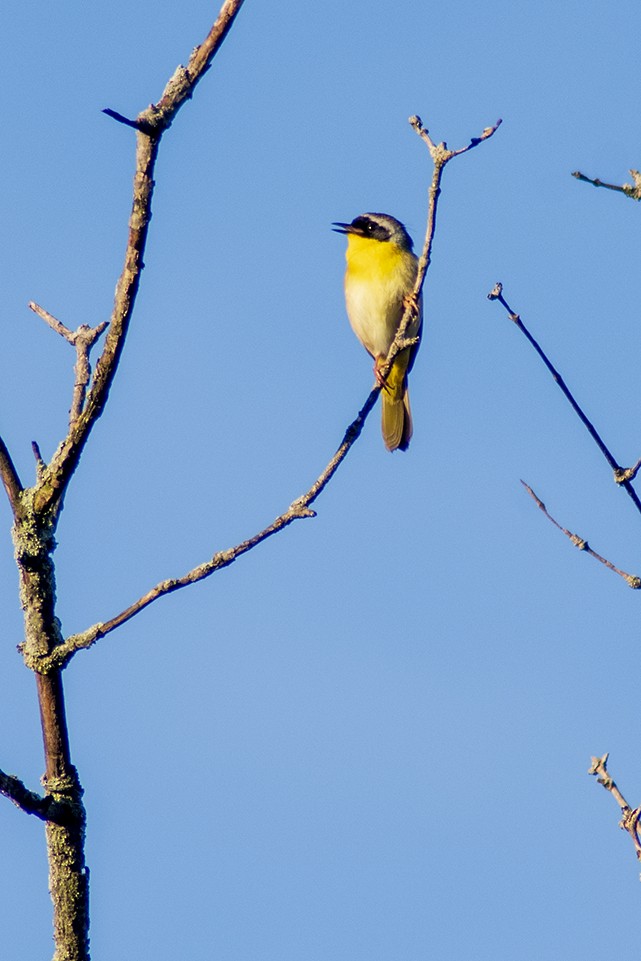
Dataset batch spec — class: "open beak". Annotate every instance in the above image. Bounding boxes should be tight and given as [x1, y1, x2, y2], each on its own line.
[332, 222, 352, 234]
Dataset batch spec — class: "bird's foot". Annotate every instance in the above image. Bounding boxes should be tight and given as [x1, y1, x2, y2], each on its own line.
[374, 357, 391, 392]
[403, 291, 420, 321]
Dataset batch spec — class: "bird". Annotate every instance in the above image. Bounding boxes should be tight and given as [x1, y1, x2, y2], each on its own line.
[333, 212, 422, 451]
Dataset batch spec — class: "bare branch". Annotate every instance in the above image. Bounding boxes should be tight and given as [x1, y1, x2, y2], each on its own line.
[68, 324, 109, 426]
[31, 441, 46, 481]
[31, 0, 247, 519]
[25, 387, 382, 671]
[29, 302, 109, 427]
[488, 283, 641, 518]
[0, 768, 73, 824]
[572, 169, 641, 201]
[589, 754, 641, 864]
[28, 301, 76, 341]
[0, 435, 23, 514]
[102, 108, 146, 131]
[521, 481, 641, 588]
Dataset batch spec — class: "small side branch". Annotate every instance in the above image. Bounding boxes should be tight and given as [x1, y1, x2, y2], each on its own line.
[102, 108, 147, 131]
[0, 435, 23, 514]
[29, 302, 108, 427]
[488, 283, 641, 518]
[572, 169, 641, 202]
[0, 768, 73, 824]
[521, 481, 641, 588]
[589, 754, 641, 863]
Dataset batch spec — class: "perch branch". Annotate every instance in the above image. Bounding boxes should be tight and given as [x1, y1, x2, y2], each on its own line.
[521, 481, 641, 588]
[488, 283, 641, 518]
[377, 115, 502, 385]
[23, 115, 501, 670]
[572, 169, 641, 201]
[589, 754, 641, 862]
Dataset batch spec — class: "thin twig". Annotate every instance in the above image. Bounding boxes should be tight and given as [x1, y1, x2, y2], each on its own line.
[28, 302, 75, 340]
[0, 435, 23, 514]
[102, 108, 147, 131]
[572, 169, 641, 201]
[0, 768, 73, 824]
[29, 302, 108, 426]
[521, 481, 641, 588]
[588, 754, 641, 863]
[488, 283, 641, 518]
[31, 441, 46, 482]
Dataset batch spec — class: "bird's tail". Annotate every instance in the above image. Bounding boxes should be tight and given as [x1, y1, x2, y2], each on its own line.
[381, 351, 413, 452]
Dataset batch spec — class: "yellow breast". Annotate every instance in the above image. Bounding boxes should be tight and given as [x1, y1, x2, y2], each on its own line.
[344, 235, 419, 359]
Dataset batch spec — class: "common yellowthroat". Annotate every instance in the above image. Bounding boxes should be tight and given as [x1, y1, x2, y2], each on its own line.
[333, 213, 422, 452]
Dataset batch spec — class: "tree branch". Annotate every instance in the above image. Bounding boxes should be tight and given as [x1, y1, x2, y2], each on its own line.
[521, 480, 641, 588]
[0, 768, 74, 824]
[487, 283, 641, 518]
[31, 0, 247, 520]
[572, 169, 641, 201]
[589, 754, 641, 864]
[0, 435, 23, 514]
[25, 388, 380, 670]
[28, 302, 108, 428]
[11, 9, 247, 959]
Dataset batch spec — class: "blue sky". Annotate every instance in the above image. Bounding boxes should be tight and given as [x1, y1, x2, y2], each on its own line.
[2, 1, 641, 958]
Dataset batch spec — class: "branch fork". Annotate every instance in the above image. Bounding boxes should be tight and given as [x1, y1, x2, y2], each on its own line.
[28, 301, 108, 428]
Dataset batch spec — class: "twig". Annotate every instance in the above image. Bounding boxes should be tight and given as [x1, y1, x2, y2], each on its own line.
[521, 481, 641, 588]
[31, 441, 46, 482]
[0, 768, 73, 824]
[572, 169, 641, 201]
[0, 435, 22, 514]
[488, 283, 641, 518]
[588, 754, 641, 863]
[102, 108, 147, 131]
[28, 302, 108, 426]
